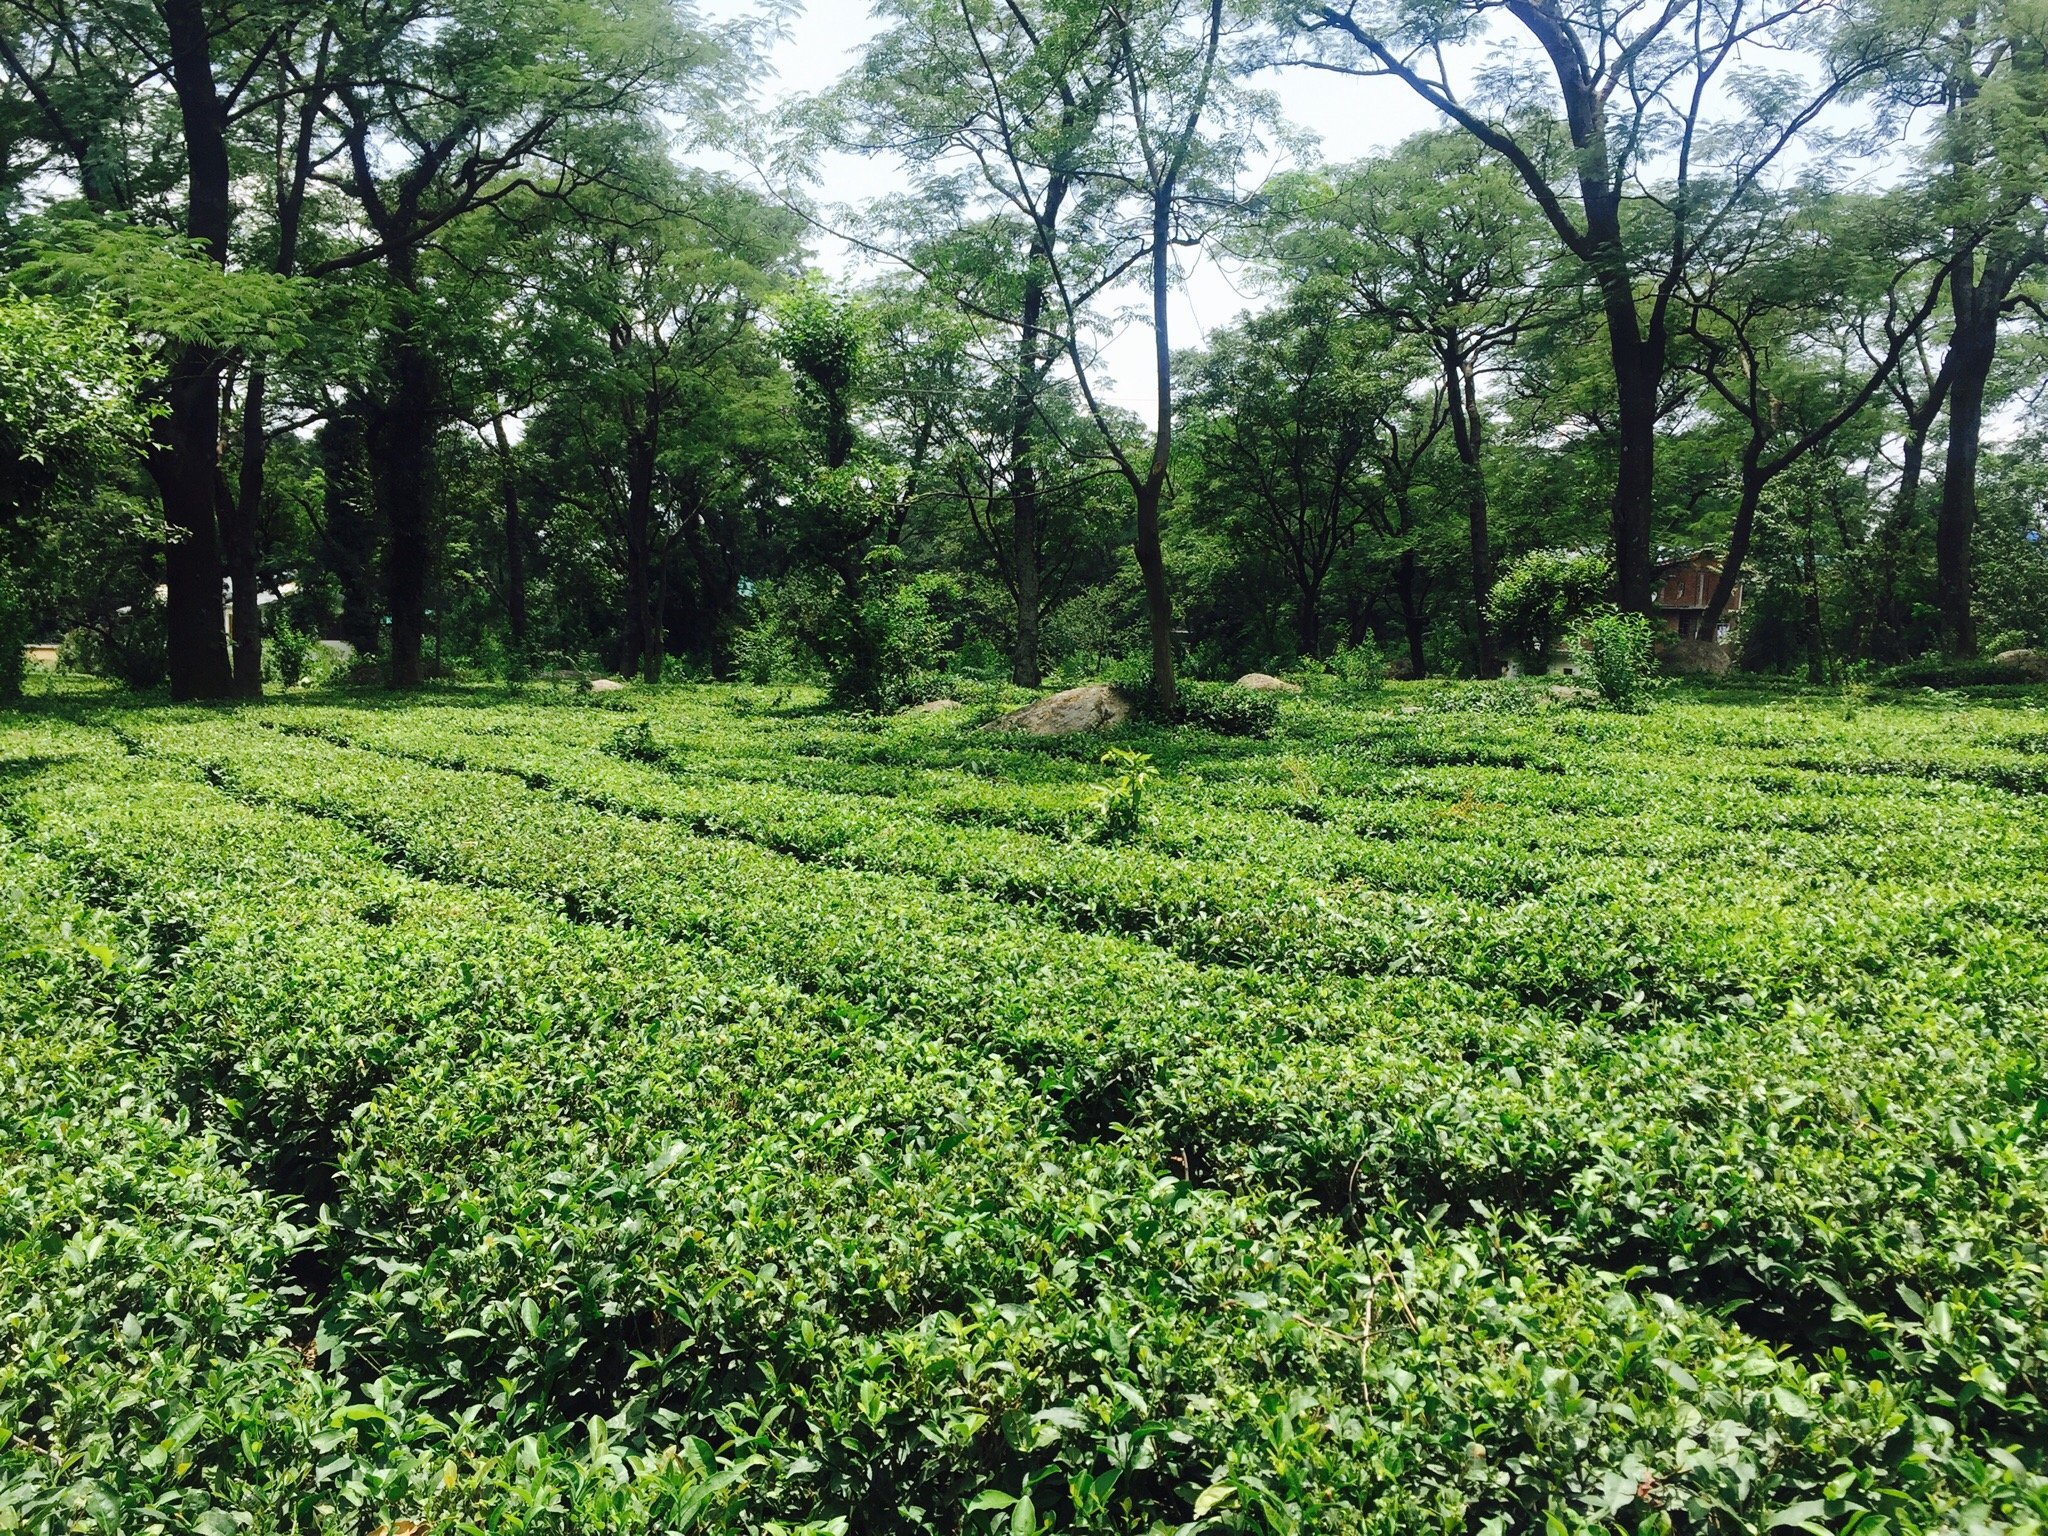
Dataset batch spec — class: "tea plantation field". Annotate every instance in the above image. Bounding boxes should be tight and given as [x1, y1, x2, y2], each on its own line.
[2, 680, 2045, 1534]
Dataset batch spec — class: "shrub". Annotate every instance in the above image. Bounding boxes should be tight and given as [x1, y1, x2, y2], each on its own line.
[1328, 635, 1385, 690]
[1086, 747, 1158, 841]
[1876, 654, 2038, 690]
[1172, 679, 1279, 737]
[265, 615, 318, 689]
[1487, 549, 1610, 668]
[1574, 607, 1660, 711]
[62, 602, 167, 688]
[0, 570, 26, 702]
[731, 598, 802, 685]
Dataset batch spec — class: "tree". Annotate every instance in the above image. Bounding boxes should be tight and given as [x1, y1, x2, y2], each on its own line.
[823, 0, 1127, 687]
[528, 172, 797, 681]
[1269, 132, 1551, 673]
[1181, 289, 1421, 659]
[1680, 187, 1954, 645]
[0, 290, 154, 697]
[1284, 0, 1902, 617]
[0, 0, 313, 697]
[306, 0, 733, 686]
[1047, 0, 1249, 711]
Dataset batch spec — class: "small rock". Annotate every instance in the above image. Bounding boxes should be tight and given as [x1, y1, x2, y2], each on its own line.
[1993, 648, 2048, 681]
[588, 677, 628, 692]
[904, 698, 961, 713]
[1234, 672, 1302, 694]
[985, 683, 1131, 736]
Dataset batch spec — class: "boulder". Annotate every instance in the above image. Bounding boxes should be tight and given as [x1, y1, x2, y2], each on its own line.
[1993, 648, 2048, 682]
[985, 683, 1131, 736]
[587, 677, 628, 693]
[1658, 637, 1732, 676]
[1234, 672, 1302, 694]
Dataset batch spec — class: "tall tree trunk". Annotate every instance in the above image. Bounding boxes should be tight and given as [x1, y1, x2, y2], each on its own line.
[225, 370, 267, 695]
[1295, 577, 1321, 659]
[491, 417, 528, 654]
[1443, 350, 1496, 675]
[371, 325, 437, 688]
[319, 411, 380, 655]
[1396, 547, 1426, 679]
[150, 354, 233, 701]
[1134, 479, 1174, 704]
[1008, 268, 1048, 688]
[1606, 327, 1660, 616]
[1936, 271, 2001, 658]
[623, 402, 658, 681]
[1800, 515, 1828, 684]
[1137, 191, 1177, 711]
[1870, 407, 1935, 658]
[155, 0, 234, 700]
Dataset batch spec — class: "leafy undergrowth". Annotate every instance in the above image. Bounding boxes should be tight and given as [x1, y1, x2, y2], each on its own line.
[1, 679, 2044, 1534]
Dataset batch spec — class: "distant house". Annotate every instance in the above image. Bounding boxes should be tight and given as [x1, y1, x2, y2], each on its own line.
[1652, 551, 1741, 643]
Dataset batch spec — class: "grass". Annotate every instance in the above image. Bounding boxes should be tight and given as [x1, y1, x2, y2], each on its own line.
[1, 676, 2044, 1534]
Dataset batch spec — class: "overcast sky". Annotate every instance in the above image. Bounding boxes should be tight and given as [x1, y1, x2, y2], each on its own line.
[696, 0, 1445, 412]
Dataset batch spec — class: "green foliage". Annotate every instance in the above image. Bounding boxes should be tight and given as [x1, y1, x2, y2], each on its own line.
[60, 603, 168, 689]
[265, 615, 318, 689]
[1487, 548, 1611, 668]
[1085, 747, 1158, 841]
[1172, 679, 1280, 737]
[1329, 635, 1386, 689]
[732, 596, 805, 684]
[1574, 607, 1660, 711]
[7, 684, 2048, 1530]
[0, 289, 152, 488]
[0, 570, 25, 701]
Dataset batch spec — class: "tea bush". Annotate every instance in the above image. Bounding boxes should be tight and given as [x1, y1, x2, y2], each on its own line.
[3, 679, 2046, 1533]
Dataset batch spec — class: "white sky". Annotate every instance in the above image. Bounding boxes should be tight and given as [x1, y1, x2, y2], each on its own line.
[696, 0, 1441, 413]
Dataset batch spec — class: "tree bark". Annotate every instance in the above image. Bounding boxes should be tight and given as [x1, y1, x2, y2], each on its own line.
[153, 0, 235, 700]
[370, 325, 437, 688]
[1396, 548, 1426, 678]
[1137, 190, 1178, 711]
[1936, 265, 2002, 657]
[149, 355, 233, 701]
[1008, 265, 1049, 687]
[1134, 479, 1175, 705]
[225, 370, 267, 695]
[490, 417, 528, 653]
[622, 389, 660, 681]
[1443, 350, 1496, 675]
[1295, 577, 1322, 660]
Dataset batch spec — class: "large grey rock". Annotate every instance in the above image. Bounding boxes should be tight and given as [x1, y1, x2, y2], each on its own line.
[986, 683, 1131, 736]
[1659, 637, 1732, 676]
[1234, 672, 1302, 694]
[1993, 648, 2048, 681]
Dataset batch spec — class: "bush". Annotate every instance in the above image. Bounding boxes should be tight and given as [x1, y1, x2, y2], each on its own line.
[1172, 679, 1279, 737]
[1328, 635, 1385, 690]
[1487, 549, 1610, 668]
[1086, 747, 1158, 841]
[731, 600, 802, 685]
[1574, 608, 1660, 711]
[1875, 654, 2040, 690]
[265, 616, 318, 689]
[824, 566, 956, 710]
[61, 603, 167, 688]
[0, 571, 26, 702]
